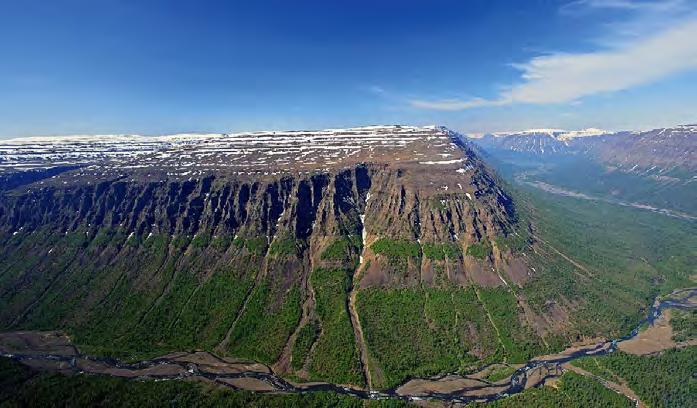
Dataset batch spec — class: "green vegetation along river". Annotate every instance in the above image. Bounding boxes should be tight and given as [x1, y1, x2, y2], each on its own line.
[2, 288, 695, 405]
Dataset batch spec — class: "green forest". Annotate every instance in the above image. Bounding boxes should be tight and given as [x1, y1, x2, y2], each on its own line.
[572, 347, 697, 408]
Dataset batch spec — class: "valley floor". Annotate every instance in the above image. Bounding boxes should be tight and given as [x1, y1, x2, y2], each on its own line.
[2, 287, 695, 406]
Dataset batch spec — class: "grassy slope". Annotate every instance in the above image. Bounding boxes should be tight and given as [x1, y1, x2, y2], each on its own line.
[0, 231, 269, 361]
[306, 268, 364, 385]
[357, 287, 498, 389]
[520, 186, 697, 338]
[225, 281, 301, 364]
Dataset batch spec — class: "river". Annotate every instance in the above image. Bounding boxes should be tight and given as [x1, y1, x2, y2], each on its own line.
[1, 288, 696, 404]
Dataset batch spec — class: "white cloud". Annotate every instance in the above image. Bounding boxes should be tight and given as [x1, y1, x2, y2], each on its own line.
[411, 18, 697, 110]
[409, 97, 508, 111]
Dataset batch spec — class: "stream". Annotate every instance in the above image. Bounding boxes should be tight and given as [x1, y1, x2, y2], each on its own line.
[2, 288, 696, 404]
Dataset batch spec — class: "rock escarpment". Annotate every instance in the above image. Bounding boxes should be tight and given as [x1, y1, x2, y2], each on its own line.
[0, 126, 540, 389]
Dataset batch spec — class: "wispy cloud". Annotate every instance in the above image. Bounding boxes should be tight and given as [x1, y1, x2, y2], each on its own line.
[559, 0, 690, 15]
[563, 0, 694, 42]
[411, 1, 697, 111]
[506, 20, 697, 104]
[366, 85, 386, 95]
[560, 0, 688, 14]
[409, 97, 508, 111]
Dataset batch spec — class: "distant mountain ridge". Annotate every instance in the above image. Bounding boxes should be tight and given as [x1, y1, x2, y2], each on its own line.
[485, 128, 611, 140]
[472, 128, 615, 156]
[471, 124, 697, 172]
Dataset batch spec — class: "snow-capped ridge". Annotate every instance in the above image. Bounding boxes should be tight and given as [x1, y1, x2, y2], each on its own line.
[483, 128, 612, 140]
[556, 128, 611, 140]
[478, 124, 694, 141]
[0, 124, 464, 175]
[2, 125, 440, 144]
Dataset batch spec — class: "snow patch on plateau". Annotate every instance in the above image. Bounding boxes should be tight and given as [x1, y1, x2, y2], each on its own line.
[419, 159, 464, 165]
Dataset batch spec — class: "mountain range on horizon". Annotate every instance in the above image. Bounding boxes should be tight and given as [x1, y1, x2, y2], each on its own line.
[470, 123, 697, 172]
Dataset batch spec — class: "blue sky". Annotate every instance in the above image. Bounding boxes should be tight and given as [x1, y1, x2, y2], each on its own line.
[1, 0, 697, 137]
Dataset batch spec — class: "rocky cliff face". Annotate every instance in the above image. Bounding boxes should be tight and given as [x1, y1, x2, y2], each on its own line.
[0, 126, 544, 389]
[0, 126, 527, 288]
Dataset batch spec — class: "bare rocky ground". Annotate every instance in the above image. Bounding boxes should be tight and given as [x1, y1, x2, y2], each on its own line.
[0, 331, 271, 380]
[618, 309, 697, 355]
[0, 330, 614, 399]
